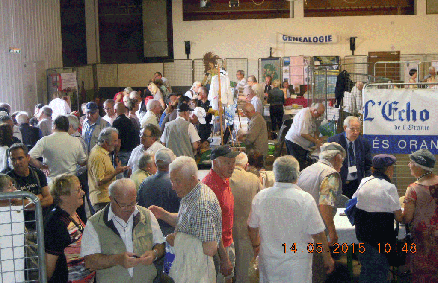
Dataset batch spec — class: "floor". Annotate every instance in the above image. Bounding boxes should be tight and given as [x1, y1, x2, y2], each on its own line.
[328, 254, 412, 283]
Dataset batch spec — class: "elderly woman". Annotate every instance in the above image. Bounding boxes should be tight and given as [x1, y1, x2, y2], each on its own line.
[353, 154, 402, 282]
[44, 174, 95, 283]
[403, 149, 438, 282]
[267, 79, 285, 132]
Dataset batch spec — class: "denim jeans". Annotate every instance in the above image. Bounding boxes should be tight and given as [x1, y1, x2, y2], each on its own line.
[358, 243, 390, 283]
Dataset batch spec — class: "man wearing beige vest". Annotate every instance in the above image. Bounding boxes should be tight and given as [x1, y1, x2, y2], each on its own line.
[81, 178, 165, 283]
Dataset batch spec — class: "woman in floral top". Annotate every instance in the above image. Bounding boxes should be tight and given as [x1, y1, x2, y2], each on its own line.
[403, 149, 438, 282]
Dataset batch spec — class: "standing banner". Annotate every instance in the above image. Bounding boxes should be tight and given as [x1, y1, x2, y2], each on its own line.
[363, 88, 438, 154]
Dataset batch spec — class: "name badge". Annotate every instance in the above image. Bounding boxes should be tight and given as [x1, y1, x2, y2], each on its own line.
[348, 166, 357, 174]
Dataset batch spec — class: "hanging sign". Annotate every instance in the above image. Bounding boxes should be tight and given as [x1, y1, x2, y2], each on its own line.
[279, 34, 337, 44]
[363, 88, 438, 154]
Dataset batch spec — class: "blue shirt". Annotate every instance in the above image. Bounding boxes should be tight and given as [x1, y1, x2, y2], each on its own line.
[137, 171, 180, 236]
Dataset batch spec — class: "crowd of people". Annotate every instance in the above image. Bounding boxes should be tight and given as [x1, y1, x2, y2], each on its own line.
[0, 69, 436, 283]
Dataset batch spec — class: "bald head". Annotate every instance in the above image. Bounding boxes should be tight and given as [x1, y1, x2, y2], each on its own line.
[243, 103, 256, 118]
[114, 102, 126, 115]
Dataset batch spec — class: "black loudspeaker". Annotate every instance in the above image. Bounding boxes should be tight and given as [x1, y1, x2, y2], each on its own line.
[185, 41, 191, 59]
[350, 37, 356, 55]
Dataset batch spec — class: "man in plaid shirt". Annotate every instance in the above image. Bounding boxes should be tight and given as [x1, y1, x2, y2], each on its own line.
[149, 156, 222, 278]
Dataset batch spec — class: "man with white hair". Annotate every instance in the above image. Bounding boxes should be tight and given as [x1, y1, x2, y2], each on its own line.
[297, 142, 345, 283]
[238, 103, 268, 158]
[81, 178, 165, 283]
[149, 156, 221, 282]
[423, 66, 437, 82]
[244, 85, 263, 115]
[247, 75, 264, 103]
[248, 155, 335, 282]
[130, 152, 156, 191]
[38, 106, 53, 137]
[102, 99, 116, 125]
[229, 152, 262, 283]
[138, 148, 179, 236]
[328, 116, 372, 198]
[16, 111, 40, 150]
[161, 103, 200, 158]
[184, 81, 201, 99]
[140, 99, 161, 128]
[88, 127, 129, 212]
[285, 102, 325, 171]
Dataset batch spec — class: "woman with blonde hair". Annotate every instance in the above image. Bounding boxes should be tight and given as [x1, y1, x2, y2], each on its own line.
[44, 174, 95, 283]
[403, 149, 438, 282]
[148, 82, 165, 109]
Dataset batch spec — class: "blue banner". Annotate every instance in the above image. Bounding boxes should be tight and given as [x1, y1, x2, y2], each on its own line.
[363, 135, 438, 154]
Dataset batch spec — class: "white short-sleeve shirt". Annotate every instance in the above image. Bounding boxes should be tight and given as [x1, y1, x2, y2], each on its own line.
[248, 182, 326, 282]
[285, 108, 316, 150]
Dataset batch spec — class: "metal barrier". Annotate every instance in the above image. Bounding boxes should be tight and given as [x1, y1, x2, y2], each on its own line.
[0, 191, 47, 283]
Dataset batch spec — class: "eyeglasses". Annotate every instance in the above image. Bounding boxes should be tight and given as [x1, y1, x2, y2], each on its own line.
[348, 128, 361, 132]
[113, 198, 136, 209]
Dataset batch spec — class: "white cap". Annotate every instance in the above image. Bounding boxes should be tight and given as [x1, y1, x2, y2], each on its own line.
[192, 107, 206, 124]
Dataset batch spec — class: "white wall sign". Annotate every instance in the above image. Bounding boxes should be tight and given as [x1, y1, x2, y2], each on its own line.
[363, 88, 438, 154]
[278, 34, 337, 44]
[60, 72, 78, 91]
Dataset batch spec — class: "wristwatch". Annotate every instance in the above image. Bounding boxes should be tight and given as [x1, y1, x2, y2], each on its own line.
[153, 249, 158, 261]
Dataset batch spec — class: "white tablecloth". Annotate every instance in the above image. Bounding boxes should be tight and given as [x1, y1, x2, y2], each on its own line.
[334, 208, 406, 244]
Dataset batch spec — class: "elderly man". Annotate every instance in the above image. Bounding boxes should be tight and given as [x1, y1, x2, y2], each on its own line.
[328, 116, 372, 198]
[38, 106, 53, 137]
[29, 115, 87, 180]
[184, 81, 201, 99]
[343, 82, 364, 117]
[149, 156, 222, 282]
[248, 155, 335, 282]
[297, 142, 345, 283]
[229, 152, 262, 283]
[202, 146, 239, 283]
[244, 85, 263, 115]
[138, 148, 179, 236]
[140, 99, 161, 128]
[285, 102, 325, 171]
[81, 178, 165, 283]
[112, 102, 137, 167]
[247, 75, 264, 103]
[130, 152, 157, 191]
[102, 99, 116, 125]
[82, 102, 110, 153]
[238, 103, 268, 158]
[128, 123, 164, 174]
[161, 103, 200, 158]
[423, 66, 437, 82]
[88, 127, 129, 212]
[16, 112, 40, 150]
